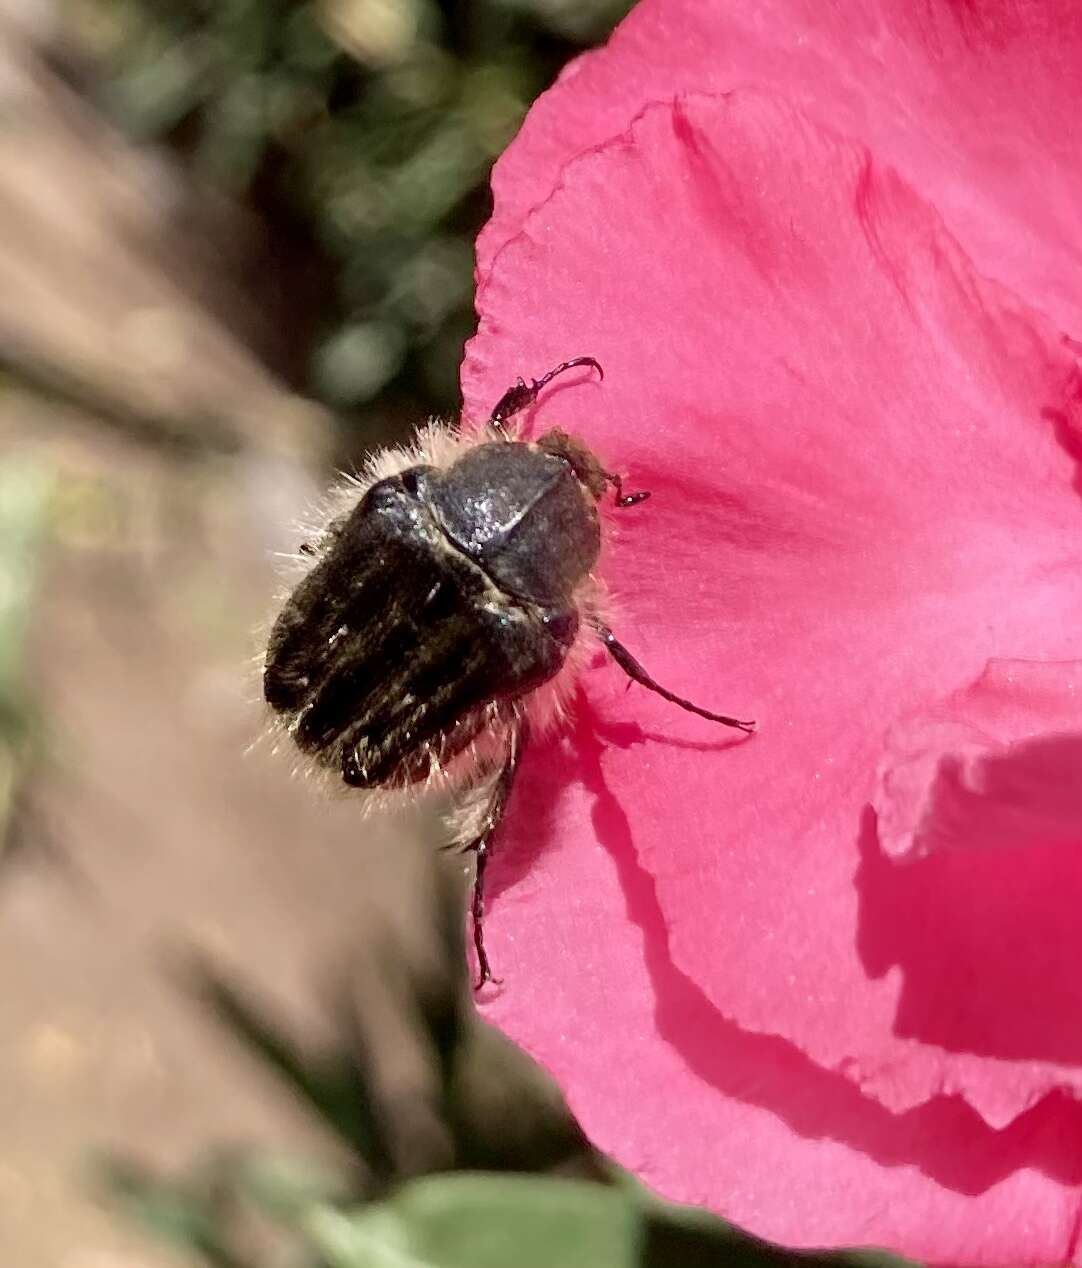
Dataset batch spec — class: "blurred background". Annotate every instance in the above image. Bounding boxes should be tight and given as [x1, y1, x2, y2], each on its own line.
[0, 1, 640, 1263]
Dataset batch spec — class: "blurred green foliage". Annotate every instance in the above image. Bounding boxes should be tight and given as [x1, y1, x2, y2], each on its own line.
[0, 459, 53, 860]
[113, 1160, 926, 1268]
[101, 929, 923, 1267]
[74, 0, 633, 438]
[121, 1159, 904, 1268]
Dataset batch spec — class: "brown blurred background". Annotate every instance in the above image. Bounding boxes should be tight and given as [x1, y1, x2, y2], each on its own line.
[0, 2, 630, 1262]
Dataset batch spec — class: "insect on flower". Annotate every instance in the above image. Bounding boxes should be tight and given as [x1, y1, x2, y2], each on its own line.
[262, 359, 755, 987]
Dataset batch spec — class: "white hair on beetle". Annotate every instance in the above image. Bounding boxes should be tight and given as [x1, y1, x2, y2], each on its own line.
[257, 409, 618, 850]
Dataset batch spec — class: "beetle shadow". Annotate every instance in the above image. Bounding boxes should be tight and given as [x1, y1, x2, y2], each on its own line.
[518, 697, 1082, 1196]
[590, 711, 756, 755]
[1042, 396, 1082, 501]
[506, 370, 607, 439]
[487, 693, 752, 904]
[484, 724, 581, 905]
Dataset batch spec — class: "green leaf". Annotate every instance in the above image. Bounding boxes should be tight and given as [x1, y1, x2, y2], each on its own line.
[304, 1172, 922, 1268]
[231, 1150, 347, 1222]
[0, 460, 52, 858]
[307, 1174, 639, 1268]
[0, 459, 51, 690]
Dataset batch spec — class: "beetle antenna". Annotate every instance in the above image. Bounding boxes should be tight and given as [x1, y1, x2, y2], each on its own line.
[487, 357, 604, 439]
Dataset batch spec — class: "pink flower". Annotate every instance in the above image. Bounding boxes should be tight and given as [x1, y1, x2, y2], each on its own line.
[460, 2, 1082, 1264]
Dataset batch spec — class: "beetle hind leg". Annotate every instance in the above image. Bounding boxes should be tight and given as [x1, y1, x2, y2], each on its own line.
[460, 724, 530, 989]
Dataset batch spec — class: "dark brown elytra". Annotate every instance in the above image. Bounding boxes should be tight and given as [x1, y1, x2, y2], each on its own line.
[262, 358, 754, 989]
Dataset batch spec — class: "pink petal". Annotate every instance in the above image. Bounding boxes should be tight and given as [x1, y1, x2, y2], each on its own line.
[875, 658, 1082, 861]
[464, 89, 1082, 1262]
[482, 0, 1082, 336]
[863, 658, 1082, 1133]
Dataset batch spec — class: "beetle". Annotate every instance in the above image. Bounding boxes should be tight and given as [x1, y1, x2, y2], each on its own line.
[263, 359, 754, 986]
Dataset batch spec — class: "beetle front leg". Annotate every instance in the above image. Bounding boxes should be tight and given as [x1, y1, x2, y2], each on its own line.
[487, 358, 603, 439]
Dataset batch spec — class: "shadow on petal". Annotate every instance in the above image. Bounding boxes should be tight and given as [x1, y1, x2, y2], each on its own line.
[488, 695, 751, 905]
[591, 713, 755, 756]
[1042, 360, 1082, 500]
[857, 739, 1082, 1063]
[484, 728, 579, 906]
[573, 703, 1082, 1197]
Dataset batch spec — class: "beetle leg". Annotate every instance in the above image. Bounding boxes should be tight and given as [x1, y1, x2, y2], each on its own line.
[487, 357, 603, 440]
[465, 724, 529, 989]
[594, 624, 756, 732]
[470, 838, 499, 989]
[600, 469, 651, 508]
